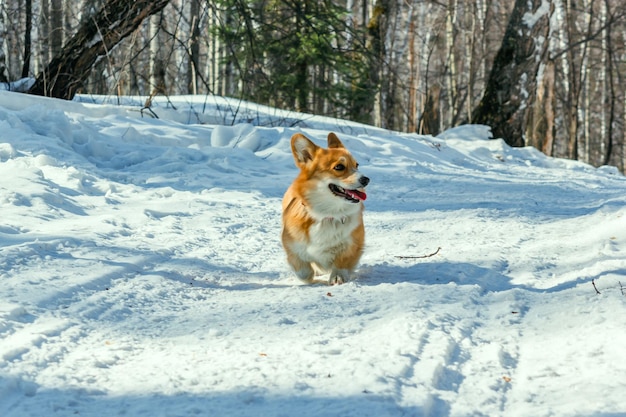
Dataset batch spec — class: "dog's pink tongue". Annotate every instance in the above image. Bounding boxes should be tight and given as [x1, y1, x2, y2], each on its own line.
[347, 189, 367, 201]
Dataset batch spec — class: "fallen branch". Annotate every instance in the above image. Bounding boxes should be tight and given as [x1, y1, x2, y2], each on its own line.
[592, 279, 601, 295]
[395, 247, 441, 260]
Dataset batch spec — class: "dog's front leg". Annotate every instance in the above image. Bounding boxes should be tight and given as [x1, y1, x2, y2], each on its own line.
[295, 265, 315, 283]
[286, 252, 315, 283]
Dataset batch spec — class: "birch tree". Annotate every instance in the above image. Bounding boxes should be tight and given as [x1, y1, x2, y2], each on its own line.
[445, 0, 458, 128]
[0, 5, 7, 82]
[188, 0, 201, 94]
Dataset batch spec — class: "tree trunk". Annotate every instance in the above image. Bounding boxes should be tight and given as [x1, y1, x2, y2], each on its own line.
[407, 18, 417, 133]
[21, 0, 32, 78]
[294, 0, 311, 113]
[583, 33, 590, 160]
[602, 0, 614, 166]
[28, 0, 170, 100]
[39, 0, 50, 65]
[187, 0, 201, 95]
[149, 14, 166, 96]
[445, 0, 458, 128]
[352, 0, 384, 125]
[0, 8, 7, 82]
[419, 84, 441, 136]
[471, 0, 553, 147]
[525, 60, 555, 155]
[563, 0, 582, 160]
[50, 0, 63, 58]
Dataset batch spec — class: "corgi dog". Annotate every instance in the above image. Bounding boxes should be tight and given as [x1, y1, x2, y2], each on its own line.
[282, 132, 369, 285]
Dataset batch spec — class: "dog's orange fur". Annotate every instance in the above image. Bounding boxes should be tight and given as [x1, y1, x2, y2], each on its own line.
[282, 132, 369, 285]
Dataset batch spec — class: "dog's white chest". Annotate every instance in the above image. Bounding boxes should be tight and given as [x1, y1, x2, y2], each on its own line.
[299, 215, 358, 267]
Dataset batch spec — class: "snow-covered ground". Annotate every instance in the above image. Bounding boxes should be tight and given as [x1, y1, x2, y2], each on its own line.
[1, 90, 625, 417]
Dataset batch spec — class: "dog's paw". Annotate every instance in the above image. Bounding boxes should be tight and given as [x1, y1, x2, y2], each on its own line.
[294, 266, 315, 283]
[328, 276, 344, 285]
[328, 269, 349, 285]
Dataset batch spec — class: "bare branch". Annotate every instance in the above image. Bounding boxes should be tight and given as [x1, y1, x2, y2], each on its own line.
[592, 279, 601, 295]
[395, 247, 441, 260]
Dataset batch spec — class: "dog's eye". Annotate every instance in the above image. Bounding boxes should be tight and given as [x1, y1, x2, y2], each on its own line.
[356, 163, 359, 169]
[334, 164, 345, 171]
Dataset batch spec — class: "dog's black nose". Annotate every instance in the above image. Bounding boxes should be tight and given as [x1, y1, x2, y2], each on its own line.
[359, 176, 370, 187]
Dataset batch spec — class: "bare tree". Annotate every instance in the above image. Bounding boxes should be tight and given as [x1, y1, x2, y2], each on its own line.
[472, 0, 554, 147]
[28, 0, 171, 100]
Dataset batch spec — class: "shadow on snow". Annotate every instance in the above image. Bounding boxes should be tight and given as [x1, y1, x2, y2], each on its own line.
[0, 380, 419, 417]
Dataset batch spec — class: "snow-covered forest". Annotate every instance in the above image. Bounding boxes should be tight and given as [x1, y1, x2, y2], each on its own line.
[2, 0, 626, 172]
[2, 2, 626, 415]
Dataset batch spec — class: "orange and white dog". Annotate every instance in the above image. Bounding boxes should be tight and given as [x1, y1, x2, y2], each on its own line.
[282, 132, 369, 285]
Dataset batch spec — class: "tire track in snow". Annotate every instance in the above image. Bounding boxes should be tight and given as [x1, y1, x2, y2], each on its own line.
[446, 291, 528, 416]
[406, 318, 475, 417]
[0, 305, 74, 363]
[0, 303, 80, 405]
[383, 286, 529, 417]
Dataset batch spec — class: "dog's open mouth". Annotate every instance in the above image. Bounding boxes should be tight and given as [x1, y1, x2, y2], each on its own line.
[329, 184, 367, 203]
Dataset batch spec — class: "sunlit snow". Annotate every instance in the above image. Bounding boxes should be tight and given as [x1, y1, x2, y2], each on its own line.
[1, 90, 625, 417]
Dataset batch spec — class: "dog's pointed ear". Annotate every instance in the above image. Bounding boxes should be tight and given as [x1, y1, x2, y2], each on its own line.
[327, 132, 345, 149]
[291, 133, 318, 167]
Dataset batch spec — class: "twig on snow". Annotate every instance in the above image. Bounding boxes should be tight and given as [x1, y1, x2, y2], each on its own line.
[140, 106, 159, 119]
[395, 247, 441, 260]
[592, 279, 601, 295]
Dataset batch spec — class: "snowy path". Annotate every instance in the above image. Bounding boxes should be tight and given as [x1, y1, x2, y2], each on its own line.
[1, 92, 626, 416]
